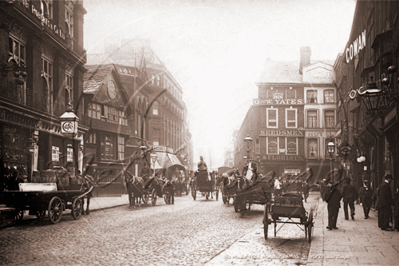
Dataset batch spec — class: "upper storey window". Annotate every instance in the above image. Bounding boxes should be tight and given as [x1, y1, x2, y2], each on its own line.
[9, 36, 25, 66]
[324, 90, 334, 103]
[307, 90, 317, 103]
[266, 108, 278, 128]
[65, 1, 74, 37]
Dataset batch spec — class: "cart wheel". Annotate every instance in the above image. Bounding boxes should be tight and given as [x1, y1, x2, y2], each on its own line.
[152, 189, 157, 206]
[191, 185, 196, 200]
[308, 212, 313, 243]
[71, 198, 83, 220]
[15, 209, 24, 222]
[142, 194, 149, 205]
[216, 190, 219, 201]
[263, 204, 268, 240]
[48, 196, 63, 224]
[36, 210, 46, 219]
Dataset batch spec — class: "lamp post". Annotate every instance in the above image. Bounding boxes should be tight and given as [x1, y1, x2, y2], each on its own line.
[150, 152, 158, 177]
[327, 139, 335, 182]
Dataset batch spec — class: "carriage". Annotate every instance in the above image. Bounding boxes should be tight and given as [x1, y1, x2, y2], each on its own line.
[125, 172, 174, 208]
[219, 168, 239, 204]
[232, 171, 276, 214]
[263, 192, 314, 242]
[191, 170, 219, 200]
[0, 179, 93, 224]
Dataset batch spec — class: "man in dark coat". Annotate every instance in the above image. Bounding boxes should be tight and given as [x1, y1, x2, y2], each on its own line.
[376, 174, 394, 231]
[242, 160, 258, 182]
[359, 180, 373, 219]
[342, 178, 358, 220]
[324, 180, 342, 230]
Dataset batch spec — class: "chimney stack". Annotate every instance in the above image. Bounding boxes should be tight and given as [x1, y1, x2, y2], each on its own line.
[299, 47, 311, 74]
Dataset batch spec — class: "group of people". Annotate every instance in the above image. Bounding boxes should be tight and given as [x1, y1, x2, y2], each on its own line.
[322, 174, 399, 232]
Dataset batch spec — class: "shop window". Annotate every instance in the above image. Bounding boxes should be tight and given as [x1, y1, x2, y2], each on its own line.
[101, 134, 115, 160]
[307, 90, 317, 103]
[267, 108, 278, 128]
[308, 139, 318, 157]
[52, 146, 59, 162]
[267, 137, 278, 154]
[307, 110, 318, 128]
[286, 108, 297, 128]
[118, 136, 125, 161]
[67, 145, 73, 162]
[325, 110, 335, 128]
[88, 103, 101, 119]
[324, 90, 334, 103]
[287, 137, 297, 155]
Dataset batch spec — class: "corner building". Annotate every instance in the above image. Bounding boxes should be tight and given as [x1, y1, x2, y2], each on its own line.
[235, 48, 336, 182]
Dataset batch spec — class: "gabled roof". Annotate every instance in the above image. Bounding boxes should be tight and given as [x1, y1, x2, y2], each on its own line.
[258, 59, 335, 84]
[83, 64, 114, 94]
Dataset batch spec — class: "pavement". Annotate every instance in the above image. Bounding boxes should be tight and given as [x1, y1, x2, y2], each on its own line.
[306, 192, 399, 266]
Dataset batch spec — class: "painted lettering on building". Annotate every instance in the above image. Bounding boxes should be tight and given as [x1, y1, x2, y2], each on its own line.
[346, 30, 366, 63]
[262, 155, 304, 161]
[253, 99, 304, 105]
[20, 0, 66, 40]
[260, 130, 304, 136]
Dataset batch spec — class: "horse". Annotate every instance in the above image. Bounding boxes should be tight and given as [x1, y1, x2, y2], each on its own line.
[75, 173, 96, 215]
[124, 171, 147, 208]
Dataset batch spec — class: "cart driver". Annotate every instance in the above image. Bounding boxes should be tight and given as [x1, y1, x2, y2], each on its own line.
[197, 156, 208, 171]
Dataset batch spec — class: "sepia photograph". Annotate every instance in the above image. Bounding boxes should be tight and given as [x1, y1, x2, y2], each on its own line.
[1, 0, 399, 265]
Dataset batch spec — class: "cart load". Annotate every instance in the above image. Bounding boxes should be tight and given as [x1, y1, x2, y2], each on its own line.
[191, 170, 219, 200]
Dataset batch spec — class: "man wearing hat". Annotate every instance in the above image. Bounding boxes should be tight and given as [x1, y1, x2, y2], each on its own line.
[324, 180, 342, 230]
[376, 174, 394, 231]
[359, 180, 373, 219]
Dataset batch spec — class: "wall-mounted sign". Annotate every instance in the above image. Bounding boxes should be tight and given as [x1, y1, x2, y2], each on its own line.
[346, 30, 366, 63]
[306, 131, 336, 138]
[254, 98, 304, 105]
[260, 130, 304, 136]
[262, 155, 305, 161]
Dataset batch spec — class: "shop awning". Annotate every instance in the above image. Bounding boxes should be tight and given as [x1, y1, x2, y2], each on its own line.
[152, 152, 185, 171]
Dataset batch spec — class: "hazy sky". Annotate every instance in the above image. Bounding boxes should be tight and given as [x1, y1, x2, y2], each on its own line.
[83, 0, 357, 169]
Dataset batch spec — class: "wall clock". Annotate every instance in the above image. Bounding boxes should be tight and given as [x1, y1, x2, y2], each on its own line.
[107, 80, 116, 99]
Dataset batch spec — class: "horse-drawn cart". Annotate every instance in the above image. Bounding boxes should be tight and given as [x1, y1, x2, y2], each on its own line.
[263, 192, 314, 242]
[0, 182, 93, 224]
[191, 170, 218, 200]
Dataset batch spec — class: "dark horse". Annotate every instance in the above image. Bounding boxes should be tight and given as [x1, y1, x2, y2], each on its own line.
[76, 173, 96, 215]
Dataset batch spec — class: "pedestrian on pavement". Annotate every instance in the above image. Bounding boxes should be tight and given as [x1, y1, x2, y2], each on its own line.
[359, 180, 373, 219]
[342, 178, 358, 220]
[324, 180, 342, 230]
[376, 174, 395, 231]
[320, 179, 327, 202]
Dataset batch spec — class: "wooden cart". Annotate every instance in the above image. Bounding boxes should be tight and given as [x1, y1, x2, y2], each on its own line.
[191, 170, 218, 201]
[263, 192, 314, 243]
[0, 183, 93, 224]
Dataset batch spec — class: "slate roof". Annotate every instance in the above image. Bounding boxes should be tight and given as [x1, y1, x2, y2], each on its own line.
[258, 59, 335, 84]
[83, 64, 114, 94]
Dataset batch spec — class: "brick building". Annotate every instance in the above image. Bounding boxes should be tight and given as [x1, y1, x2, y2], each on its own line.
[235, 47, 336, 182]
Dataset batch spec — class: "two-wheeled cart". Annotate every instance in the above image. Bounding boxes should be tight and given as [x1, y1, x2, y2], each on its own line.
[0, 183, 93, 224]
[263, 192, 314, 242]
[191, 170, 218, 201]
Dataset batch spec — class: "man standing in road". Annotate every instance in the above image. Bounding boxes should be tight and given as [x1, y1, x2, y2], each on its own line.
[342, 178, 358, 220]
[377, 174, 394, 231]
[325, 180, 342, 230]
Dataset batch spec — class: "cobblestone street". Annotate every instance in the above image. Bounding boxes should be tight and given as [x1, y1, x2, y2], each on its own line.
[0, 192, 316, 266]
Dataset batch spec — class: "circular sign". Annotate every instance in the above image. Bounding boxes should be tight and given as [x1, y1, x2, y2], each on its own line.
[340, 145, 352, 155]
[62, 121, 74, 133]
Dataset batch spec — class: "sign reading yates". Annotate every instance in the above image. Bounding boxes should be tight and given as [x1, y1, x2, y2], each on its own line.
[260, 130, 304, 136]
[253, 98, 304, 105]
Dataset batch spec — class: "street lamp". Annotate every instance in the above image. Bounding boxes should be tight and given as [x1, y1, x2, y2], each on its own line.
[150, 152, 158, 177]
[244, 134, 253, 161]
[327, 139, 335, 181]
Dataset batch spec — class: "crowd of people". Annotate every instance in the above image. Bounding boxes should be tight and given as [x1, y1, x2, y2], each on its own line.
[321, 173, 399, 232]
